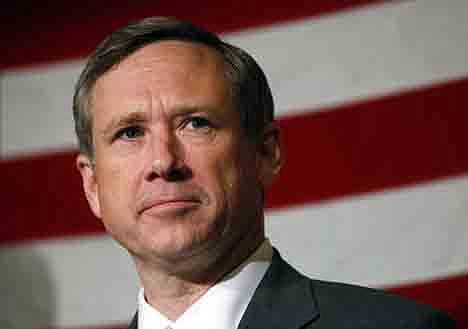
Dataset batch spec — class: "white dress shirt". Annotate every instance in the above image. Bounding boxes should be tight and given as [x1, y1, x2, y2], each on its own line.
[138, 239, 273, 329]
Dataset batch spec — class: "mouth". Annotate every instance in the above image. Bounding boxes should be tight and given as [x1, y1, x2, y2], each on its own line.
[138, 197, 201, 216]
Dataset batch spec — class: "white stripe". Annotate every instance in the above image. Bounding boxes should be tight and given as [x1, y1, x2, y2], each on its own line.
[2, 0, 468, 157]
[225, 0, 468, 116]
[1, 176, 467, 328]
[1, 62, 83, 159]
[0, 235, 138, 328]
[266, 174, 468, 287]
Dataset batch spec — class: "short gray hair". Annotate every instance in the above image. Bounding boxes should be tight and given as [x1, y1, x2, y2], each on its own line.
[73, 16, 274, 158]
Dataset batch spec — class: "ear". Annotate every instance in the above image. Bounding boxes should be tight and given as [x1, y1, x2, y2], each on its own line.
[76, 154, 102, 218]
[256, 122, 283, 189]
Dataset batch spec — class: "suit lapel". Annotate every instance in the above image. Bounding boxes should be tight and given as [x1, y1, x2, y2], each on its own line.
[128, 313, 137, 329]
[237, 248, 319, 329]
[128, 249, 319, 329]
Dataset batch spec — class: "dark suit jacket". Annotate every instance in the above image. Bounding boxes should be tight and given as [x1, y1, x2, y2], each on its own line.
[128, 249, 455, 329]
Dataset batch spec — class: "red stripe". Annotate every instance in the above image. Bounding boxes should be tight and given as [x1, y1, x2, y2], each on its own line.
[2, 77, 468, 244]
[2, 151, 105, 244]
[388, 272, 468, 328]
[266, 77, 468, 209]
[2, 0, 387, 70]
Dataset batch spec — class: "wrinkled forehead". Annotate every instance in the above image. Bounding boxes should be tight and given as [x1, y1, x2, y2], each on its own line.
[117, 40, 226, 71]
[92, 41, 230, 100]
[88, 41, 235, 126]
[90, 41, 228, 101]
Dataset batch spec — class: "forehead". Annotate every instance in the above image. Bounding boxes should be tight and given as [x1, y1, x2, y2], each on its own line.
[116, 40, 225, 71]
[93, 40, 229, 99]
[87, 40, 237, 137]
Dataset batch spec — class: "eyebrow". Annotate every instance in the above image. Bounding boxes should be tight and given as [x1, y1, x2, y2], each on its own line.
[98, 105, 224, 138]
[99, 110, 149, 138]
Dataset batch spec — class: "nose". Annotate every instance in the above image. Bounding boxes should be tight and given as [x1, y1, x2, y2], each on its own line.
[144, 133, 188, 182]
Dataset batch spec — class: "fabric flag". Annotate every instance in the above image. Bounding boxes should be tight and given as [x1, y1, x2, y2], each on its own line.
[1, 1, 467, 328]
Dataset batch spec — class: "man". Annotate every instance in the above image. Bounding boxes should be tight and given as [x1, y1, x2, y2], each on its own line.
[73, 17, 455, 329]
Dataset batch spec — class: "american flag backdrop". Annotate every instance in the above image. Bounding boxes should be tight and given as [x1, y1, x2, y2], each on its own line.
[1, 1, 468, 328]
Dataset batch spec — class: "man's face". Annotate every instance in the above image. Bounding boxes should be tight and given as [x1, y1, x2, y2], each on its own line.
[77, 41, 280, 270]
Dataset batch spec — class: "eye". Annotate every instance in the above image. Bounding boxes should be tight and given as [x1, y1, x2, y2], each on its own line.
[183, 116, 213, 131]
[114, 125, 144, 141]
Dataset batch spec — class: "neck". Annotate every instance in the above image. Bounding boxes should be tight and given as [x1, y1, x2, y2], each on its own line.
[133, 232, 265, 320]
[138, 271, 212, 321]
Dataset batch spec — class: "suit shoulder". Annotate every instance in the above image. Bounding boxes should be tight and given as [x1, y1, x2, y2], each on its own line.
[309, 279, 455, 328]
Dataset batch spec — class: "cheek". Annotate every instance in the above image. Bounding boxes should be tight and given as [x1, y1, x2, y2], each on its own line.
[199, 144, 250, 209]
[95, 157, 142, 219]
[187, 144, 234, 205]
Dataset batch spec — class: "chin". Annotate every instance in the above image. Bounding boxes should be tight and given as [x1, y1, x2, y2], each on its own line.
[132, 229, 214, 261]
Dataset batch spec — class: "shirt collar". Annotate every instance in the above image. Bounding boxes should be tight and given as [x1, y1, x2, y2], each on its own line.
[138, 239, 273, 329]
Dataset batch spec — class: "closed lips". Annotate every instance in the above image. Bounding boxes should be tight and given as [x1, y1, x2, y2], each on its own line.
[137, 194, 202, 214]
